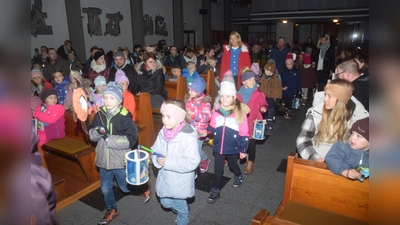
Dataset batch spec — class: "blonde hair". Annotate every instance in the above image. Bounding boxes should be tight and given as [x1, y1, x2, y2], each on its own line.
[207, 57, 216, 64]
[229, 31, 242, 48]
[317, 34, 330, 48]
[314, 79, 355, 145]
[241, 66, 251, 74]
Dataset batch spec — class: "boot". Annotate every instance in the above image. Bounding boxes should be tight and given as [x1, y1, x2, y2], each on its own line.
[243, 161, 254, 174]
[141, 181, 152, 203]
[242, 155, 249, 166]
[301, 98, 306, 106]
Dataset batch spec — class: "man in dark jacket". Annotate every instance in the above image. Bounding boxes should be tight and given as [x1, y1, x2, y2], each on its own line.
[336, 59, 369, 111]
[56, 40, 77, 60]
[163, 45, 181, 67]
[269, 37, 291, 74]
[108, 51, 138, 94]
[42, 48, 70, 82]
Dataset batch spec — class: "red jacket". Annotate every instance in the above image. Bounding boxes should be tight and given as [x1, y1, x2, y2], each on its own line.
[220, 43, 251, 89]
[237, 88, 267, 138]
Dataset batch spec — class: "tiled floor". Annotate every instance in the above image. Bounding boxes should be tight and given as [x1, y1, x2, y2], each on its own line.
[55, 101, 311, 225]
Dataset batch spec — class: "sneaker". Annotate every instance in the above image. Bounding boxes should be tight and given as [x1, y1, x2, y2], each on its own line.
[141, 190, 151, 203]
[233, 175, 243, 188]
[195, 172, 198, 179]
[224, 159, 228, 167]
[284, 111, 291, 119]
[207, 188, 220, 204]
[98, 209, 119, 225]
[200, 159, 210, 173]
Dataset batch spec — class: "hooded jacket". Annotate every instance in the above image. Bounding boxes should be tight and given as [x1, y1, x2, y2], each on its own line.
[135, 60, 168, 100]
[88, 106, 138, 170]
[185, 93, 212, 132]
[34, 104, 65, 146]
[151, 123, 200, 199]
[259, 73, 282, 99]
[220, 43, 251, 89]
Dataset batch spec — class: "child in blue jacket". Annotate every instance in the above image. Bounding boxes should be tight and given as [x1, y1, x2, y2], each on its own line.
[281, 52, 301, 119]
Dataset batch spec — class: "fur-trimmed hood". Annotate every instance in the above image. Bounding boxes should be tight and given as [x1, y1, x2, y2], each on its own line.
[184, 93, 212, 103]
[135, 60, 163, 75]
[224, 42, 250, 53]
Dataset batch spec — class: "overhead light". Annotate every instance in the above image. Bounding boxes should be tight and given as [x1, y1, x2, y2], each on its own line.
[282, 20, 287, 23]
[333, 19, 338, 23]
[295, 24, 299, 26]
[353, 34, 358, 38]
[336, 23, 340, 25]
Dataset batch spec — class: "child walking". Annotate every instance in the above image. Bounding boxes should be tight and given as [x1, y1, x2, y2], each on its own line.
[185, 77, 212, 173]
[299, 54, 317, 106]
[151, 100, 200, 225]
[259, 60, 282, 130]
[237, 69, 268, 174]
[33, 87, 65, 147]
[206, 72, 250, 204]
[52, 69, 70, 105]
[281, 53, 301, 119]
[88, 82, 138, 225]
[326, 117, 369, 180]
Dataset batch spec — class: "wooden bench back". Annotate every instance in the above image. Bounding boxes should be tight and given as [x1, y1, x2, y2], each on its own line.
[134, 92, 156, 148]
[199, 70, 216, 106]
[164, 76, 187, 101]
[165, 66, 172, 77]
[282, 153, 369, 222]
[64, 111, 93, 144]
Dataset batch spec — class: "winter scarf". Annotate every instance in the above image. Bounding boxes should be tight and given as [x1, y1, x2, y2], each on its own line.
[319, 42, 330, 58]
[163, 121, 186, 143]
[91, 59, 107, 73]
[220, 103, 250, 124]
[238, 85, 257, 104]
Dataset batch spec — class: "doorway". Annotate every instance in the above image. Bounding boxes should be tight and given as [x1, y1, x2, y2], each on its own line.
[183, 30, 196, 50]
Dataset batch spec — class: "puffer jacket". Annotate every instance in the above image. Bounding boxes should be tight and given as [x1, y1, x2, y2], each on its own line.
[185, 93, 212, 133]
[151, 123, 200, 199]
[89, 106, 138, 170]
[207, 105, 249, 155]
[135, 60, 168, 100]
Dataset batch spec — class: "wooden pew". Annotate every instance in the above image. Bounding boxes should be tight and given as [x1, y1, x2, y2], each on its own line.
[42, 111, 99, 184]
[164, 76, 187, 101]
[252, 152, 369, 225]
[134, 92, 156, 148]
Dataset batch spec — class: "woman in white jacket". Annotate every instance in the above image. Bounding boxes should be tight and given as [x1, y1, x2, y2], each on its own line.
[296, 79, 369, 161]
[151, 100, 200, 225]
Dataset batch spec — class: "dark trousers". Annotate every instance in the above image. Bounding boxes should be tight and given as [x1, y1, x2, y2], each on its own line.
[233, 75, 238, 89]
[283, 97, 294, 110]
[213, 153, 241, 189]
[316, 70, 330, 91]
[247, 139, 257, 162]
[266, 97, 279, 120]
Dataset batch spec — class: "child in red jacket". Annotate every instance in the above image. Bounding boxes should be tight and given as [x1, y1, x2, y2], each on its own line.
[33, 87, 65, 147]
[237, 68, 267, 174]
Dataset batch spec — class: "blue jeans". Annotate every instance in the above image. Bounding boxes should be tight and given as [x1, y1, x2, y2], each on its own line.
[266, 97, 278, 120]
[160, 197, 189, 225]
[100, 168, 130, 210]
[197, 139, 208, 160]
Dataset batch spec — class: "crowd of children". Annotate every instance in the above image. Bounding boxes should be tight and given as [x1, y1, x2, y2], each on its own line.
[31, 41, 369, 225]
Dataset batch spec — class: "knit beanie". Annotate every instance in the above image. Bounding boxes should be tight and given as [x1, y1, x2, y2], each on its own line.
[103, 81, 123, 103]
[31, 68, 44, 80]
[350, 117, 369, 141]
[264, 60, 276, 74]
[188, 77, 206, 95]
[303, 54, 311, 65]
[286, 52, 294, 62]
[324, 83, 352, 104]
[241, 71, 256, 82]
[94, 76, 107, 88]
[220, 70, 237, 96]
[250, 63, 260, 75]
[113, 51, 124, 59]
[94, 51, 105, 61]
[40, 86, 57, 102]
[115, 69, 129, 85]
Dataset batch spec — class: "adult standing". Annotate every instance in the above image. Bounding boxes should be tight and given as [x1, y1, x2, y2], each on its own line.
[335, 59, 369, 111]
[296, 79, 369, 161]
[250, 43, 267, 70]
[269, 36, 291, 74]
[312, 34, 335, 91]
[108, 51, 138, 95]
[57, 40, 76, 61]
[42, 48, 70, 83]
[88, 51, 111, 84]
[135, 52, 168, 108]
[220, 31, 251, 89]
[302, 37, 314, 52]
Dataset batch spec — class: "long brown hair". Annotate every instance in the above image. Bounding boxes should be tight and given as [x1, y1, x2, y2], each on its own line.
[314, 79, 355, 145]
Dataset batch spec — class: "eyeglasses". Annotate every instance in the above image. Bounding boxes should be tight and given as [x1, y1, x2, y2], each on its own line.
[333, 71, 345, 78]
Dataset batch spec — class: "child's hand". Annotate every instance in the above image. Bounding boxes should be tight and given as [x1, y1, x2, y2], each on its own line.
[283, 86, 288, 91]
[315, 158, 325, 163]
[345, 169, 361, 180]
[187, 110, 193, 117]
[260, 106, 267, 113]
[96, 126, 108, 135]
[157, 156, 166, 166]
[239, 152, 247, 159]
[198, 130, 208, 137]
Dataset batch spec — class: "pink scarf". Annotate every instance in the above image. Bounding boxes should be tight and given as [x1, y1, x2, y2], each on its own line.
[163, 122, 186, 142]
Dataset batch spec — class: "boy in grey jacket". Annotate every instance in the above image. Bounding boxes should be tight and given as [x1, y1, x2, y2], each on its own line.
[88, 82, 138, 225]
